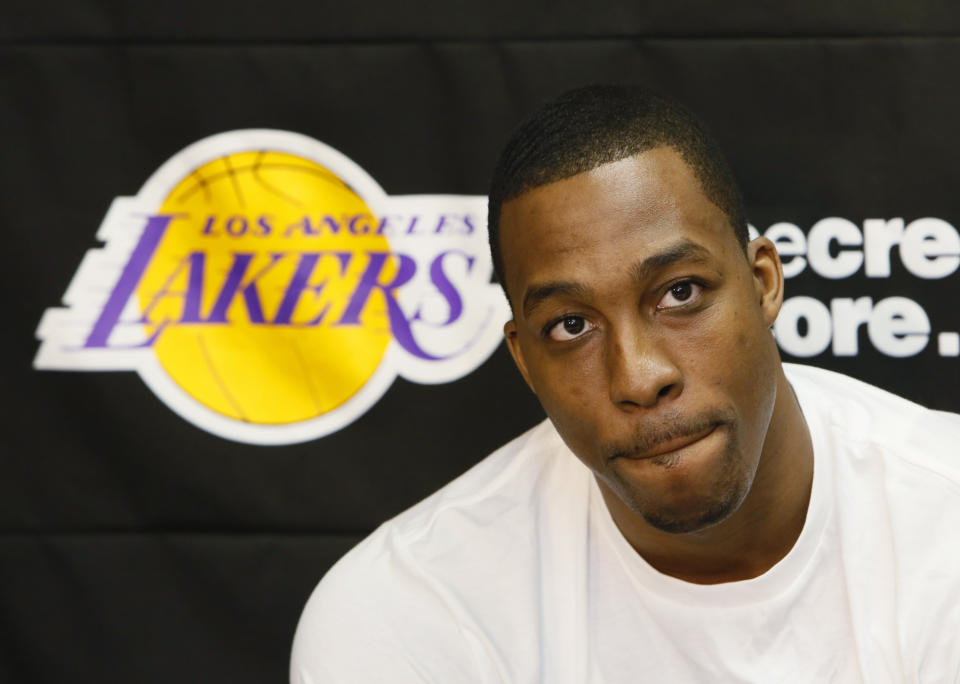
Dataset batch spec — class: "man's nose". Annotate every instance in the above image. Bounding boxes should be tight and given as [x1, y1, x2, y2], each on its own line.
[606, 326, 683, 409]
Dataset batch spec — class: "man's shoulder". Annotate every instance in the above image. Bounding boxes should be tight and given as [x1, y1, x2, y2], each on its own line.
[789, 364, 960, 586]
[785, 362, 960, 483]
[328, 417, 568, 574]
[385, 417, 574, 539]
[787, 364, 960, 644]
[784, 361, 954, 423]
[291, 418, 584, 681]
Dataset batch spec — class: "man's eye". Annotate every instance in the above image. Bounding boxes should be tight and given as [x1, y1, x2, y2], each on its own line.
[547, 316, 596, 341]
[657, 280, 704, 309]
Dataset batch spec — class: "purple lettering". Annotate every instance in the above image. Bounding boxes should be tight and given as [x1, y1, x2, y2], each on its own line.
[321, 216, 343, 235]
[206, 252, 284, 324]
[84, 214, 174, 348]
[201, 215, 216, 236]
[349, 214, 373, 235]
[338, 251, 444, 360]
[138, 251, 206, 325]
[272, 252, 352, 326]
[376, 216, 393, 235]
[256, 214, 273, 237]
[178, 252, 206, 323]
[284, 216, 317, 237]
[226, 216, 248, 237]
[418, 250, 471, 325]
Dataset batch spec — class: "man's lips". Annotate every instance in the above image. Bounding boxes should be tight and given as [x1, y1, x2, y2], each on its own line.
[614, 423, 719, 461]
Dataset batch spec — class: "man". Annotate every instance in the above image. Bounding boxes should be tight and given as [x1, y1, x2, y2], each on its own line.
[291, 86, 960, 682]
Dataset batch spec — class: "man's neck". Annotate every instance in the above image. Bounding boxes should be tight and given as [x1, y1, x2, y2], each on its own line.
[599, 367, 814, 584]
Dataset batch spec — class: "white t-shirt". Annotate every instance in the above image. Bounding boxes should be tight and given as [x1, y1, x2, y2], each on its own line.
[291, 364, 960, 683]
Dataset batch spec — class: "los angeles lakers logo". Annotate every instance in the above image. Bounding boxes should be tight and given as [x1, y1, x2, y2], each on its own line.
[35, 130, 508, 444]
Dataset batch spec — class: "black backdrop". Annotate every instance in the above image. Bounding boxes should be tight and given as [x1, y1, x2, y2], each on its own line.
[5, 2, 960, 681]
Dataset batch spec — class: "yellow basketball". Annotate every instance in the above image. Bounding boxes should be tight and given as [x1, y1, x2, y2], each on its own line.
[135, 150, 394, 424]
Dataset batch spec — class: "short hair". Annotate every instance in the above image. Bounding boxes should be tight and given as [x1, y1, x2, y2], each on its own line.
[487, 85, 748, 292]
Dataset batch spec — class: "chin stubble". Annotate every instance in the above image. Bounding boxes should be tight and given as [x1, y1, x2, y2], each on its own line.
[608, 416, 754, 535]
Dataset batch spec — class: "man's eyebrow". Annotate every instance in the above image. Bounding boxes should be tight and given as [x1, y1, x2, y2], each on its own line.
[520, 241, 712, 317]
[522, 281, 590, 318]
[630, 240, 712, 283]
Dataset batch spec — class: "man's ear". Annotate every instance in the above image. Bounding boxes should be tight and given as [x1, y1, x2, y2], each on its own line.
[504, 320, 537, 395]
[748, 236, 784, 327]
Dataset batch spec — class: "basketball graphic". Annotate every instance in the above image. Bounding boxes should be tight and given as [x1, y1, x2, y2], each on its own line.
[34, 130, 509, 444]
[138, 150, 395, 424]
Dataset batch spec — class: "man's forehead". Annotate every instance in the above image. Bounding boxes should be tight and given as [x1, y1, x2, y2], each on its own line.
[501, 149, 689, 230]
[498, 148, 730, 300]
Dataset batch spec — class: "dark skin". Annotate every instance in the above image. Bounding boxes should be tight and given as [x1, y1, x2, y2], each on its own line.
[499, 147, 814, 584]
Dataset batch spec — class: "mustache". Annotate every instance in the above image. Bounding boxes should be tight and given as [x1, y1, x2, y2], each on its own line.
[603, 408, 735, 461]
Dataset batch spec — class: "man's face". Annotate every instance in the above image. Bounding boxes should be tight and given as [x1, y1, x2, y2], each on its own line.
[499, 147, 784, 534]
